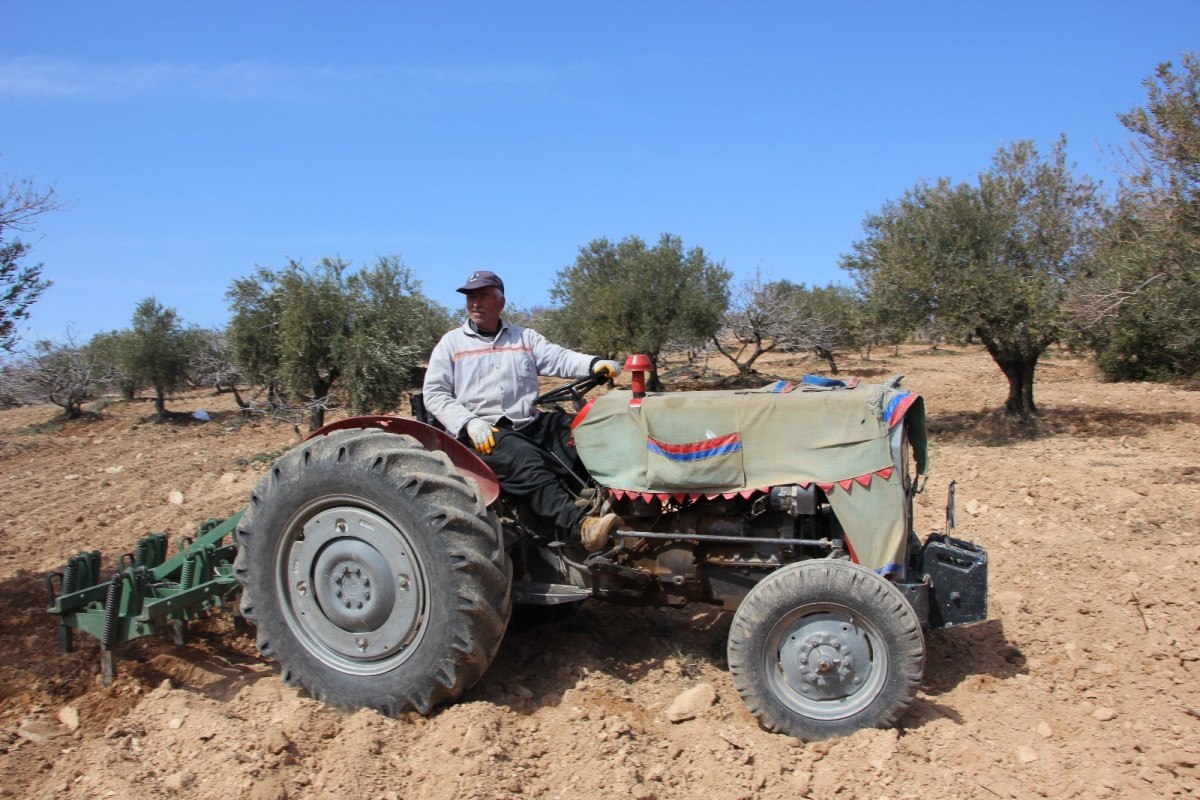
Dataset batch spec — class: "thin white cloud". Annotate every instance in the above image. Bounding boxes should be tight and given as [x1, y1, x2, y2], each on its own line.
[0, 57, 598, 102]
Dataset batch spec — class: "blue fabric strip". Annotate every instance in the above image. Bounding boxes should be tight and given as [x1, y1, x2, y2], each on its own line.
[883, 391, 910, 423]
[801, 374, 847, 388]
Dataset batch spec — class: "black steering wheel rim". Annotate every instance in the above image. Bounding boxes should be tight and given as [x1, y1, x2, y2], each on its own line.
[535, 374, 607, 410]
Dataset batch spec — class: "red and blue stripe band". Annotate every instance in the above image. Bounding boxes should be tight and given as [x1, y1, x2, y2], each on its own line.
[647, 433, 743, 462]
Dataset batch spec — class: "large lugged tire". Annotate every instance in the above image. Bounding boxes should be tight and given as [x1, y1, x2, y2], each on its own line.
[234, 428, 511, 716]
[727, 560, 925, 740]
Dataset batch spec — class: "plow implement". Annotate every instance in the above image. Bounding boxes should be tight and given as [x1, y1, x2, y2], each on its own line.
[45, 513, 244, 683]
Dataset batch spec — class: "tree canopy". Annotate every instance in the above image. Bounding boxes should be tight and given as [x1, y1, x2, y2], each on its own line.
[714, 271, 861, 378]
[842, 138, 1106, 418]
[549, 233, 730, 389]
[125, 298, 192, 422]
[1076, 53, 1200, 380]
[1, 177, 59, 352]
[2, 334, 111, 419]
[227, 256, 448, 431]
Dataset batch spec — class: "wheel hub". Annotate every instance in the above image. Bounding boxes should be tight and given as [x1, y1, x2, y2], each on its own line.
[779, 614, 874, 702]
[315, 540, 397, 632]
[283, 505, 423, 669]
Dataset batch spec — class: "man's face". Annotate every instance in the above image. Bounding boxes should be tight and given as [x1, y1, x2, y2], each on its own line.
[465, 287, 504, 331]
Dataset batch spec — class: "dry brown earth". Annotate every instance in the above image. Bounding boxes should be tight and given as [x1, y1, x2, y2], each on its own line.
[0, 346, 1197, 799]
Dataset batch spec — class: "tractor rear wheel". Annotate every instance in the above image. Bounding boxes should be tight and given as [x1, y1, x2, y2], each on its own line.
[727, 560, 925, 740]
[234, 428, 511, 715]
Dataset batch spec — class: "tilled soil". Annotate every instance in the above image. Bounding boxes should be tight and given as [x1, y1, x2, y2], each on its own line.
[0, 346, 1197, 800]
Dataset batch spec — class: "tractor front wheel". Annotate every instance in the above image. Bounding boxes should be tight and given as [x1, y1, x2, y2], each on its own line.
[727, 560, 925, 740]
[234, 428, 511, 715]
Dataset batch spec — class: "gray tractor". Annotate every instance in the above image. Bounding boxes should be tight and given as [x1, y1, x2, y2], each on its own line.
[49, 355, 986, 740]
[233, 355, 987, 739]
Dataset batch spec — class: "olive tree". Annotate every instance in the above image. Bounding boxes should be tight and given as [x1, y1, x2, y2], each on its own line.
[1075, 54, 1200, 380]
[714, 272, 857, 378]
[187, 327, 247, 406]
[4, 333, 112, 418]
[227, 255, 448, 431]
[842, 138, 1106, 419]
[86, 329, 138, 400]
[124, 298, 193, 422]
[1, 177, 60, 352]
[550, 233, 730, 390]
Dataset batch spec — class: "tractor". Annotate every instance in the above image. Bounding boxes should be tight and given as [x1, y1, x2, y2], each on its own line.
[47, 354, 987, 740]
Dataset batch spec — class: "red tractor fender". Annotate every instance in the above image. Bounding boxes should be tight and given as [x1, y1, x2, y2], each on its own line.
[305, 415, 501, 507]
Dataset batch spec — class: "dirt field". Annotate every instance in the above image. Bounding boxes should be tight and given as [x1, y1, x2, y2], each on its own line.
[1, 346, 1197, 800]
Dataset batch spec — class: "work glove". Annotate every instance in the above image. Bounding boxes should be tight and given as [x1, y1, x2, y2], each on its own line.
[466, 418, 498, 455]
[593, 359, 621, 380]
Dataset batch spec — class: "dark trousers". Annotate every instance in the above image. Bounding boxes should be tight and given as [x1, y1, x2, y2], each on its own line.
[473, 412, 588, 538]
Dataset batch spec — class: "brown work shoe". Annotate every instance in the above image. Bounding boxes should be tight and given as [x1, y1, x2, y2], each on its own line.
[579, 512, 619, 552]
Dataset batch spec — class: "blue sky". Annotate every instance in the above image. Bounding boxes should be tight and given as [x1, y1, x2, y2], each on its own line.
[3, 2, 1198, 344]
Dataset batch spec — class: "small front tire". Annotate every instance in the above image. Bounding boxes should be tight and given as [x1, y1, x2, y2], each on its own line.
[727, 560, 925, 740]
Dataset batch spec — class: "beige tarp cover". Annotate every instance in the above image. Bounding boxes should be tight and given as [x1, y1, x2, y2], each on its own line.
[572, 382, 926, 574]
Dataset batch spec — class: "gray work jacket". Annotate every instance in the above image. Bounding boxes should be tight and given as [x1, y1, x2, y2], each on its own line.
[422, 320, 596, 436]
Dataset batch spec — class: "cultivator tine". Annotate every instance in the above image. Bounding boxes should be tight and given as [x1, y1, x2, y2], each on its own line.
[45, 572, 74, 653]
[945, 480, 957, 532]
[50, 550, 107, 653]
[100, 648, 116, 687]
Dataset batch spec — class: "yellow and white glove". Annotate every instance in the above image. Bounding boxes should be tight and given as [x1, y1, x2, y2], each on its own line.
[466, 418, 498, 455]
[593, 359, 621, 380]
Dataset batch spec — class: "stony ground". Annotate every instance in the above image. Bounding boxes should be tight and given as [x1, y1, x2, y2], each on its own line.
[0, 346, 1197, 800]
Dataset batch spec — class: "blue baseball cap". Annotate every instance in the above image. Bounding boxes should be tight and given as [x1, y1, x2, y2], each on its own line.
[457, 270, 505, 294]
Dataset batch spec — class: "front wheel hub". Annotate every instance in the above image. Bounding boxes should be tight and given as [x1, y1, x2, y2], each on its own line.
[779, 614, 874, 702]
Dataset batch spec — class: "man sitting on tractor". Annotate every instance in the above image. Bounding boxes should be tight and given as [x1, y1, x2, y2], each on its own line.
[423, 270, 621, 551]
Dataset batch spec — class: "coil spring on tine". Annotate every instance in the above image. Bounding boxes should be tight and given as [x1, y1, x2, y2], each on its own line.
[179, 555, 196, 590]
[101, 573, 124, 648]
[62, 558, 79, 594]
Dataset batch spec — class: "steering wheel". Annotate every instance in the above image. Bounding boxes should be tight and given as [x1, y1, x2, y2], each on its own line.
[535, 374, 608, 410]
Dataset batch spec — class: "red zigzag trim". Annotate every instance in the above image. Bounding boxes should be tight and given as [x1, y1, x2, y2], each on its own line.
[605, 466, 895, 503]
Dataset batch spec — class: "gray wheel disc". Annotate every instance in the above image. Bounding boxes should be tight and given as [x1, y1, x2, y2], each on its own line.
[279, 501, 426, 674]
[766, 604, 887, 721]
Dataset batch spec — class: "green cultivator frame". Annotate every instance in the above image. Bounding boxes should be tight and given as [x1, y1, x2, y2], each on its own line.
[45, 512, 244, 683]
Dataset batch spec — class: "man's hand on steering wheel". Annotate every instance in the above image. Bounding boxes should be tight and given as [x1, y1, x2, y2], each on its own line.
[592, 359, 621, 381]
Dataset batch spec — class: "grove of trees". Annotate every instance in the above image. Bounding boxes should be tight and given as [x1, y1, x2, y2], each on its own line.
[227, 256, 449, 431]
[4, 54, 1198, 428]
